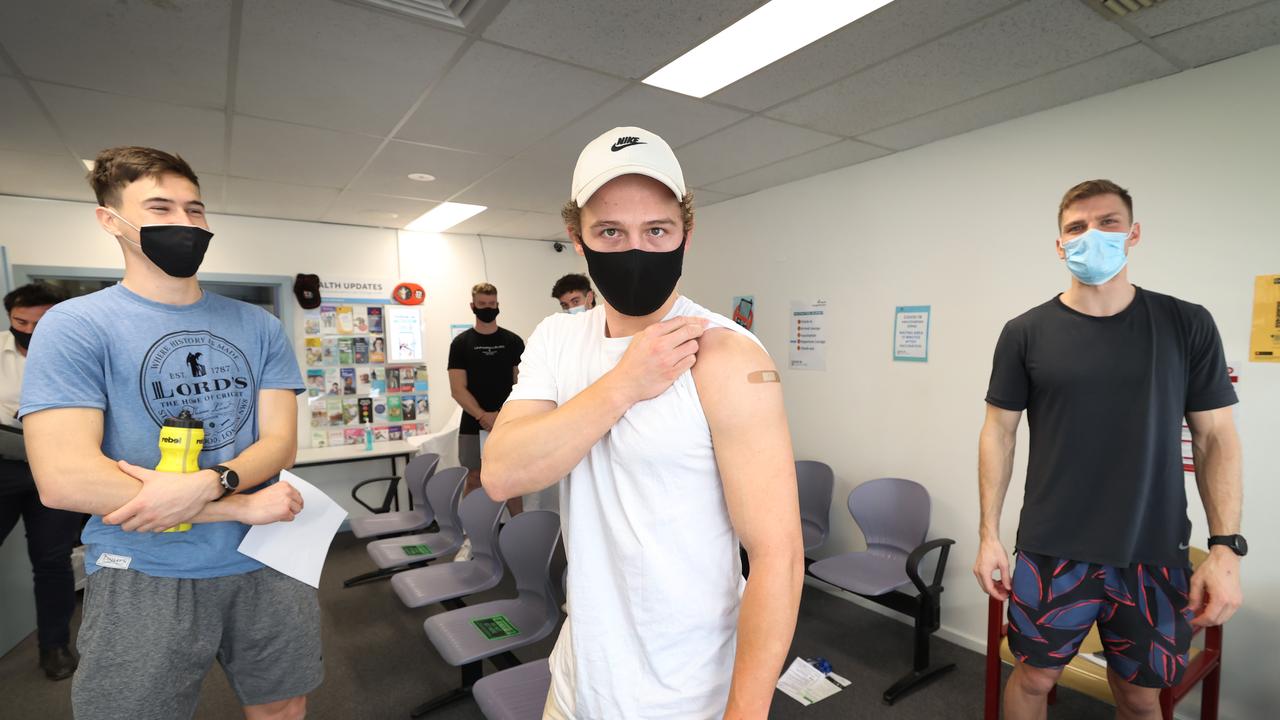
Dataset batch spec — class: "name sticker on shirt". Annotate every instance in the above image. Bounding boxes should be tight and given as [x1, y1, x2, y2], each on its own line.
[95, 552, 132, 570]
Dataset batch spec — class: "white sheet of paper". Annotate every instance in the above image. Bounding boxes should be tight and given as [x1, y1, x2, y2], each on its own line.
[776, 657, 843, 706]
[237, 471, 347, 588]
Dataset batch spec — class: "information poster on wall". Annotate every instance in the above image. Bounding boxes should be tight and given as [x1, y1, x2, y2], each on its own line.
[300, 301, 429, 449]
[386, 305, 424, 364]
[893, 305, 931, 362]
[731, 295, 755, 332]
[450, 323, 471, 340]
[1183, 361, 1240, 480]
[789, 300, 827, 371]
[1249, 274, 1279, 362]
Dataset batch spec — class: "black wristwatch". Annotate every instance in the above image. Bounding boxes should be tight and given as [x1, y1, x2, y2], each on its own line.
[212, 465, 239, 500]
[1207, 534, 1248, 557]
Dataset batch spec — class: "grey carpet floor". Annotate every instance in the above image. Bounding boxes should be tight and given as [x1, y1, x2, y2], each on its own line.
[0, 532, 1112, 718]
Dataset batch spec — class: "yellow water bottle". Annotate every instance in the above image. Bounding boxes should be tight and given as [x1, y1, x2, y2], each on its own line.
[157, 409, 203, 533]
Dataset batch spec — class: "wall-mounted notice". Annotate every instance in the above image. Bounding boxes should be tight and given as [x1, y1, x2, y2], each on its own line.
[893, 306, 931, 362]
[319, 276, 394, 303]
[789, 300, 827, 371]
[450, 323, 470, 341]
[1249, 274, 1279, 362]
[386, 305, 424, 364]
[732, 295, 755, 332]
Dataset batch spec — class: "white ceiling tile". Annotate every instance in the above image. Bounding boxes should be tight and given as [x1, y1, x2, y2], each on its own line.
[710, 0, 1020, 112]
[858, 44, 1179, 151]
[349, 140, 506, 200]
[236, 0, 467, 135]
[490, 212, 566, 240]
[34, 83, 226, 174]
[676, 117, 840, 187]
[323, 191, 439, 229]
[445, 208, 531, 235]
[0, 0, 230, 108]
[229, 115, 380, 188]
[452, 158, 573, 214]
[1128, 0, 1271, 36]
[1152, 1, 1280, 68]
[197, 174, 227, 213]
[0, 149, 95, 202]
[689, 187, 736, 207]
[223, 177, 340, 222]
[767, 0, 1136, 136]
[0, 77, 65, 155]
[704, 140, 889, 196]
[518, 84, 748, 166]
[396, 41, 626, 156]
[482, 0, 763, 78]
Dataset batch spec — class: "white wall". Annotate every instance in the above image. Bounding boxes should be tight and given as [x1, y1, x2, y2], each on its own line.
[0, 196, 584, 516]
[682, 45, 1280, 720]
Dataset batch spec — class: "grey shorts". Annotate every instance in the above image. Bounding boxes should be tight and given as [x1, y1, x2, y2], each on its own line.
[458, 432, 481, 470]
[73, 566, 323, 719]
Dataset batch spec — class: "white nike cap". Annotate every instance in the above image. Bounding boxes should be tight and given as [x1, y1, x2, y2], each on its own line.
[570, 126, 686, 207]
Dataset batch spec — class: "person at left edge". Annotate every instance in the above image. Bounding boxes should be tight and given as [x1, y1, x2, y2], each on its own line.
[0, 282, 84, 680]
[21, 146, 318, 720]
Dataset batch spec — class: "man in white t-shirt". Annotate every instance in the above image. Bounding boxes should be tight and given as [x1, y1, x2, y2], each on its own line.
[483, 127, 805, 719]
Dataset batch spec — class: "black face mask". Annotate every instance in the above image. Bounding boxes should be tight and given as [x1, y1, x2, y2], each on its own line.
[10, 327, 33, 350]
[580, 236, 685, 317]
[472, 306, 500, 323]
[108, 209, 213, 278]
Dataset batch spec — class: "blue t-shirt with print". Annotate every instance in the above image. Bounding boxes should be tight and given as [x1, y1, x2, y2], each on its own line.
[19, 284, 303, 578]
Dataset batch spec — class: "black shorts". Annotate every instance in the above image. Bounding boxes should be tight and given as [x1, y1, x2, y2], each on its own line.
[1007, 549, 1193, 688]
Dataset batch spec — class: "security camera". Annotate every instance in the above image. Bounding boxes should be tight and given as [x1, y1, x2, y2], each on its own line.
[553, 242, 564, 253]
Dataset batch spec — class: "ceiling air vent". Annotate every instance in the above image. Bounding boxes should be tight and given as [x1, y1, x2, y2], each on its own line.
[339, 0, 494, 29]
[1094, 0, 1165, 18]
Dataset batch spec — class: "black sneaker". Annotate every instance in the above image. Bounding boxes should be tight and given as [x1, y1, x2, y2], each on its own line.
[39, 645, 77, 681]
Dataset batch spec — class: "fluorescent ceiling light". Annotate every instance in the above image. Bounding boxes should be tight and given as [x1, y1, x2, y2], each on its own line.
[643, 0, 895, 98]
[404, 202, 486, 232]
[81, 159, 94, 170]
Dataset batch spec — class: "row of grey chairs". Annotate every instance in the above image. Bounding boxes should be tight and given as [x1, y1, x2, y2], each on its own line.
[471, 461, 957, 718]
[344, 452, 563, 717]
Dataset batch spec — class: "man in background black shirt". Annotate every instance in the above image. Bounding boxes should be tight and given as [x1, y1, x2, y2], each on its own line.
[974, 180, 1244, 720]
[448, 283, 524, 513]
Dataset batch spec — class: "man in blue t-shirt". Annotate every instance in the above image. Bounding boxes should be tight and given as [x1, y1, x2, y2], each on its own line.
[21, 146, 318, 720]
[974, 180, 1245, 720]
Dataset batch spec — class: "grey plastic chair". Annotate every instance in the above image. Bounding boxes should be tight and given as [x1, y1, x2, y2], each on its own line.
[473, 658, 551, 720]
[807, 477, 956, 705]
[796, 460, 834, 555]
[390, 486, 506, 609]
[411, 510, 562, 717]
[343, 467, 467, 588]
[348, 453, 440, 539]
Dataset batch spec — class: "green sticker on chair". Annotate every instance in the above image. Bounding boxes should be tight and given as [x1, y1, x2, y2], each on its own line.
[402, 544, 432, 556]
[472, 614, 520, 640]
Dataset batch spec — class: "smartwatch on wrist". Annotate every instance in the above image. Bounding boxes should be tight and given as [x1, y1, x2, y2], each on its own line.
[1207, 534, 1247, 557]
[212, 465, 239, 500]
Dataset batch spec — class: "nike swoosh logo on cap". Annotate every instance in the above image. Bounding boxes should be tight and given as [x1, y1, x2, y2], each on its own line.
[610, 137, 645, 152]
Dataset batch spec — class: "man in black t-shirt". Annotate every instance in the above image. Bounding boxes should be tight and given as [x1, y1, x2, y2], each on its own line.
[974, 180, 1244, 720]
[448, 283, 524, 510]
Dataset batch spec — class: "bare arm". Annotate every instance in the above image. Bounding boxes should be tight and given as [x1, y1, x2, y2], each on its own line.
[27, 389, 303, 531]
[482, 316, 707, 502]
[448, 368, 485, 419]
[972, 404, 1022, 599]
[1185, 406, 1244, 627]
[694, 330, 803, 720]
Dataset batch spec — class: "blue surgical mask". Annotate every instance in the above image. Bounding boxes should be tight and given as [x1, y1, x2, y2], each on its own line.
[1062, 228, 1130, 285]
[565, 305, 588, 315]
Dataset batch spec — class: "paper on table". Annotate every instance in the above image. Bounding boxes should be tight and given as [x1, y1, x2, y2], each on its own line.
[237, 471, 347, 588]
[776, 657, 843, 706]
